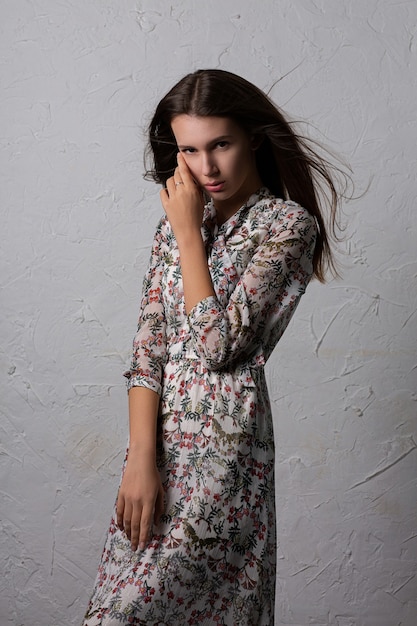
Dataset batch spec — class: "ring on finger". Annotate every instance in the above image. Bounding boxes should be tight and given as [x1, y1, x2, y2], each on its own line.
[175, 181, 184, 186]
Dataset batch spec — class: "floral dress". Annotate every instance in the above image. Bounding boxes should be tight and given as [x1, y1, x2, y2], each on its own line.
[83, 188, 316, 626]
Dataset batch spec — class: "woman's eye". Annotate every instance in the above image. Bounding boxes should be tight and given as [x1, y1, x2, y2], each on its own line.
[216, 141, 229, 148]
[181, 148, 196, 154]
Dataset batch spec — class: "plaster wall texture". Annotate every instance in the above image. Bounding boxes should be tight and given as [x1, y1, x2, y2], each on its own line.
[1, 1, 416, 625]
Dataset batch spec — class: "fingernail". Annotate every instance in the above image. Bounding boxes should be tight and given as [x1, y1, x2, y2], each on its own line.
[139, 542, 146, 551]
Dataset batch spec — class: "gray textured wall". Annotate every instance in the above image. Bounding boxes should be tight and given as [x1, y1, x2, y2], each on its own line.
[1, 1, 416, 624]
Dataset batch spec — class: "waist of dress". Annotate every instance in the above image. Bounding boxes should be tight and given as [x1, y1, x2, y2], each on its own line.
[165, 337, 266, 383]
[166, 337, 200, 362]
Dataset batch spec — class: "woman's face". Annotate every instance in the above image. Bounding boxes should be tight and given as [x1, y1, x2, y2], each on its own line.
[170, 115, 262, 220]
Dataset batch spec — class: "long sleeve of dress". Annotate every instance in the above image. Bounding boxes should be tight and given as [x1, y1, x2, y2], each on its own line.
[187, 202, 316, 371]
[124, 218, 168, 395]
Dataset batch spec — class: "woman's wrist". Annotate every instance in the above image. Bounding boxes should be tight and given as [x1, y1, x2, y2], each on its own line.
[127, 442, 157, 463]
[174, 227, 203, 249]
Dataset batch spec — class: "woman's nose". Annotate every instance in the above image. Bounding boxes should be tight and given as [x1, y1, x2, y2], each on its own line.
[201, 152, 218, 176]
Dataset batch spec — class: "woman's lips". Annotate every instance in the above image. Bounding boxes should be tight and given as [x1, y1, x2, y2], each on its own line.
[205, 181, 225, 193]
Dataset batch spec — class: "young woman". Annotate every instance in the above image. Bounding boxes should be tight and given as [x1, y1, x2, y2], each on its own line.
[83, 69, 342, 625]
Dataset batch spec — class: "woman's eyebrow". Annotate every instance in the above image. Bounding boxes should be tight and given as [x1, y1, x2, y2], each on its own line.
[177, 135, 233, 149]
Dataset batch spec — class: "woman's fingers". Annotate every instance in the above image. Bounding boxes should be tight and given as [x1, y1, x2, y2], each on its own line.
[176, 152, 194, 182]
[117, 501, 149, 551]
[117, 493, 161, 552]
[165, 155, 194, 193]
[129, 505, 142, 552]
[130, 502, 156, 551]
[116, 460, 164, 552]
[121, 501, 133, 538]
[116, 492, 125, 530]
[165, 175, 178, 195]
[138, 505, 154, 551]
[116, 489, 141, 548]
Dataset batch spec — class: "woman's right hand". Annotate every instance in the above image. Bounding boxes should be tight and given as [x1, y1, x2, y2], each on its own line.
[116, 453, 164, 552]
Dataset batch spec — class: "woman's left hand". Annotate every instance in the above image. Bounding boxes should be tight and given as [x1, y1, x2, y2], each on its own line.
[160, 153, 205, 243]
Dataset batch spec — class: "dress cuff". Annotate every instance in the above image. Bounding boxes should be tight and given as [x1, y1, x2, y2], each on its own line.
[187, 295, 221, 324]
[123, 371, 162, 395]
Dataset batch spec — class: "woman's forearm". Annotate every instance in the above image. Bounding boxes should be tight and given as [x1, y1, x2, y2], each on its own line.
[118, 386, 164, 551]
[176, 232, 215, 314]
[128, 386, 160, 460]
[160, 153, 215, 314]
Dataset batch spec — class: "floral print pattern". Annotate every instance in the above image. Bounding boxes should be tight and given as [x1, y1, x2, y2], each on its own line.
[83, 189, 316, 625]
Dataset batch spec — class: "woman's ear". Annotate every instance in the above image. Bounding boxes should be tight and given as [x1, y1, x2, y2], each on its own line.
[250, 135, 263, 150]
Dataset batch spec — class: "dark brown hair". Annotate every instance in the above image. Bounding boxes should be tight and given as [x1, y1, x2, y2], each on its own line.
[145, 69, 347, 281]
